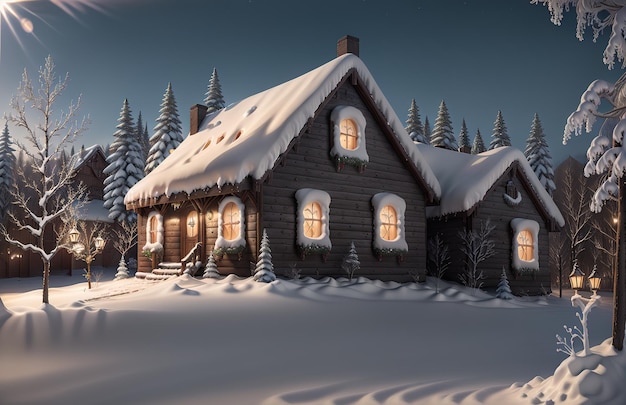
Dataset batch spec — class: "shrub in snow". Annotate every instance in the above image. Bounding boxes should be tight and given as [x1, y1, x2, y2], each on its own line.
[458, 219, 495, 294]
[253, 229, 276, 283]
[342, 242, 360, 281]
[114, 258, 130, 280]
[428, 233, 450, 293]
[496, 268, 514, 300]
[203, 253, 221, 279]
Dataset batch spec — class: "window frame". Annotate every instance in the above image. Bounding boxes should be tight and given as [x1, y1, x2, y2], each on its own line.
[510, 218, 539, 271]
[330, 105, 369, 165]
[143, 211, 164, 253]
[371, 193, 408, 254]
[295, 189, 331, 250]
[215, 196, 246, 251]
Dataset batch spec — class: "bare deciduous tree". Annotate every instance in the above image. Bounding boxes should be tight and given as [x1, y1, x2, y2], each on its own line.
[0, 56, 87, 304]
[458, 219, 495, 294]
[428, 233, 450, 293]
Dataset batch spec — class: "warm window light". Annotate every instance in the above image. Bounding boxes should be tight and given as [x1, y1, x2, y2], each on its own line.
[69, 228, 80, 244]
[380, 205, 398, 241]
[222, 202, 241, 241]
[569, 262, 585, 292]
[517, 230, 534, 262]
[303, 202, 323, 239]
[339, 118, 358, 150]
[95, 236, 105, 251]
[588, 267, 601, 293]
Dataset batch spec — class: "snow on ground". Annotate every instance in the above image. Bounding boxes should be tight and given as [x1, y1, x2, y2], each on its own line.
[0, 268, 621, 405]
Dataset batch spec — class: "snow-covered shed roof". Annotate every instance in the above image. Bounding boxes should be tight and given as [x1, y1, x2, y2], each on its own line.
[125, 54, 441, 206]
[415, 144, 565, 226]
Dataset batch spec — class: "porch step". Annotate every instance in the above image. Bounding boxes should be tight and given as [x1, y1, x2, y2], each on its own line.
[135, 262, 182, 281]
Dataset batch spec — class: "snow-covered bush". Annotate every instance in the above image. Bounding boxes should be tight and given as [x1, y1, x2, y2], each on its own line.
[342, 242, 360, 281]
[203, 253, 221, 279]
[496, 268, 514, 300]
[253, 229, 276, 283]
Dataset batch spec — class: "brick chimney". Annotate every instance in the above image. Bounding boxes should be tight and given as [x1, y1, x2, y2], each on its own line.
[337, 35, 359, 57]
[190, 104, 208, 135]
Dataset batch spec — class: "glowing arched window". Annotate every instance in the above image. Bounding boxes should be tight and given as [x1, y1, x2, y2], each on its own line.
[222, 202, 241, 241]
[303, 202, 323, 239]
[340, 119, 358, 150]
[517, 229, 534, 262]
[379, 205, 398, 241]
[186, 211, 198, 238]
[149, 215, 159, 244]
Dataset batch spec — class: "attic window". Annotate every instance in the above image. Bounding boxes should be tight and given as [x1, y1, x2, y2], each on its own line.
[330, 105, 368, 170]
[234, 130, 242, 141]
[216, 134, 225, 144]
[510, 218, 539, 271]
[202, 139, 211, 150]
[506, 180, 517, 198]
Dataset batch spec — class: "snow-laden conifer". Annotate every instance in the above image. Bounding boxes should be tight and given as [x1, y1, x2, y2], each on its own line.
[430, 100, 458, 150]
[423, 116, 432, 144]
[458, 119, 470, 152]
[405, 99, 426, 143]
[254, 229, 276, 283]
[342, 241, 360, 281]
[525, 113, 556, 196]
[496, 268, 514, 300]
[0, 122, 16, 219]
[471, 128, 486, 154]
[489, 110, 512, 149]
[103, 99, 144, 222]
[135, 111, 150, 163]
[204, 67, 225, 114]
[203, 252, 221, 279]
[145, 83, 183, 175]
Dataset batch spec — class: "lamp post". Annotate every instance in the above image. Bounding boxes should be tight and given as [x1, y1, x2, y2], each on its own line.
[569, 261, 602, 356]
[68, 227, 106, 289]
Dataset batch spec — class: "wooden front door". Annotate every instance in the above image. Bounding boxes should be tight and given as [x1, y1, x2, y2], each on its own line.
[183, 210, 199, 257]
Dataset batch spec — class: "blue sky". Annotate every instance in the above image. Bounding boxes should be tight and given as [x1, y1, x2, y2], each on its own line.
[0, 0, 622, 165]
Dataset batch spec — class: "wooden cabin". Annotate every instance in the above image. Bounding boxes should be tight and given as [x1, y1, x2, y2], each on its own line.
[125, 36, 441, 281]
[417, 144, 565, 295]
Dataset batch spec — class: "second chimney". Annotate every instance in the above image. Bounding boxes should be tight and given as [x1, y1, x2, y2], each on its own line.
[337, 35, 359, 57]
[190, 104, 208, 135]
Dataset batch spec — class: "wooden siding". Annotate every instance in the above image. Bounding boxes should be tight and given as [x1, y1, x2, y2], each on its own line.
[261, 79, 428, 281]
[429, 171, 552, 295]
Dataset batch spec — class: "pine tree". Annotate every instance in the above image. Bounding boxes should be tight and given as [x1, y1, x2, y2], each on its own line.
[103, 99, 145, 222]
[496, 268, 514, 300]
[254, 229, 276, 282]
[458, 119, 470, 152]
[342, 241, 360, 281]
[203, 252, 221, 279]
[489, 110, 511, 149]
[145, 83, 183, 175]
[135, 111, 151, 162]
[525, 113, 556, 196]
[405, 99, 426, 143]
[204, 67, 225, 114]
[423, 116, 432, 144]
[471, 128, 486, 154]
[430, 100, 458, 150]
[0, 122, 16, 220]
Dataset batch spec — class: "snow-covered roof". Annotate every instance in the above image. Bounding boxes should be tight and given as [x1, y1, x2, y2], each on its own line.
[73, 145, 105, 171]
[125, 54, 441, 206]
[416, 144, 565, 226]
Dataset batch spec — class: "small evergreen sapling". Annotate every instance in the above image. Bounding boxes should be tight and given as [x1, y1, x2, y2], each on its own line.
[253, 229, 276, 283]
[203, 252, 221, 279]
[342, 242, 360, 281]
[496, 267, 514, 300]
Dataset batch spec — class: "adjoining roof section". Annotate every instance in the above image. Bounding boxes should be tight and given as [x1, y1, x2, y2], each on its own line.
[125, 54, 441, 207]
[73, 145, 106, 171]
[416, 144, 565, 226]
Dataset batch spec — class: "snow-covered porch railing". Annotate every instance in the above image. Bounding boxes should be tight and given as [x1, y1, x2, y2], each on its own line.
[181, 242, 203, 276]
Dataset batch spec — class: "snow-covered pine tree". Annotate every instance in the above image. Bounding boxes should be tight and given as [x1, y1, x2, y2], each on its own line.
[405, 99, 427, 143]
[471, 128, 486, 154]
[135, 111, 150, 163]
[203, 252, 221, 279]
[489, 110, 512, 149]
[342, 241, 360, 281]
[525, 113, 556, 196]
[430, 100, 458, 150]
[458, 119, 471, 152]
[204, 67, 225, 114]
[1, 56, 88, 304]
[496, 267, 514, 299]
[0, 122, 16, 219]
[145, 83, 183, 175]
[254, 229, 276, 282]
[423, 116, 432, 144]
[103, 99, 145, 222]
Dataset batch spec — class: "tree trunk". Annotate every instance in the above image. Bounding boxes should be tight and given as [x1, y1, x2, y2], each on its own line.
[42, 260, 50, 304]
[613, 178, 626, 351]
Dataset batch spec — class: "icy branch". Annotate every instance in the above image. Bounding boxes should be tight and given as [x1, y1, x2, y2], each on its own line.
[563, 80, 615, 144]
